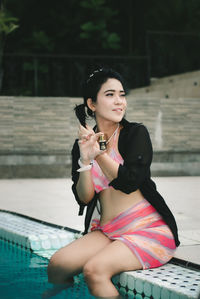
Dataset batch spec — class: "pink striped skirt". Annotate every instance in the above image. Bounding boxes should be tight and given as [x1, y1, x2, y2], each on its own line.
[91, 199, 176, 269]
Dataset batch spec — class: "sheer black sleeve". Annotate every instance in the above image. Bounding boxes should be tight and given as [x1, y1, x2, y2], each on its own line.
[71, 139, 86, 215]
[109, 125, 153, 193]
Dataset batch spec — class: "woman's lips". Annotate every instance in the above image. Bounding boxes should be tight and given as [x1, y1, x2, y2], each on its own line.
[112, 108, 123, 112]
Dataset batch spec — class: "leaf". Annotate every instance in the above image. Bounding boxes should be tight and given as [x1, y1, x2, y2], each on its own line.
[80, 32, 91, 39]
[0, 11, 19, 35]
[103, 32, 121, 50]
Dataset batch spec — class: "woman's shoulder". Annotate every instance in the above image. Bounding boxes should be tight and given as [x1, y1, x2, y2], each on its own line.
[119, 119, 151, 149]
[119, 119, 152, 156]
[121, 118, 148, 135]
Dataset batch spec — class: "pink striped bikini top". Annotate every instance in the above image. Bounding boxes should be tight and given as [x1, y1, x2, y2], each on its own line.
[91, 133, 124, 193]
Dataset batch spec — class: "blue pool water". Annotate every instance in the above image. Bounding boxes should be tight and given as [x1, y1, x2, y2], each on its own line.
[0, 239, 95, 299]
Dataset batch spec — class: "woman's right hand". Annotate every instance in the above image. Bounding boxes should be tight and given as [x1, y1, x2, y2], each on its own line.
[78, 124, 104, 164]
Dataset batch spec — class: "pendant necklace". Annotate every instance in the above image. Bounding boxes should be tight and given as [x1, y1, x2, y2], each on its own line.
[106, 124, 120, 144]
[98, 124, 119, 150]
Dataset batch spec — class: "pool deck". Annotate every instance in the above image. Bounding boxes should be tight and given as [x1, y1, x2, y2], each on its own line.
[0, 177, 200, 268]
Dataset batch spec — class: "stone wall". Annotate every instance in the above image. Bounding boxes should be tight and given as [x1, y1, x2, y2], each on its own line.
[0, 93, 199, 178]
[129, 70, 200, 99]
[126, 96, 200, 176]
[0, 96, 82, 178]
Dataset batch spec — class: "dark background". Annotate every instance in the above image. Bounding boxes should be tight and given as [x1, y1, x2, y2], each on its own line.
[1, 0, 200, 96]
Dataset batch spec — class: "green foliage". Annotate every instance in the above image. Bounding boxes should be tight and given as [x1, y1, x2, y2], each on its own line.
[4, 0, 200, 56]
[0, 10, 18, 35]
[80, 21, 106, 38]
[79, 0, 121, 51]
[25, 31, 54, 53]
[0, 3, 19, 90]
[2, 0, 200, 96]
[80, 20, 121, 50]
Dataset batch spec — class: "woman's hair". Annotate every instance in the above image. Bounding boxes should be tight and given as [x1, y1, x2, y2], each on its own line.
[74, 67, 126, 127]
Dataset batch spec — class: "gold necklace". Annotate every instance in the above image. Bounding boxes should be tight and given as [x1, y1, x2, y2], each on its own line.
[106, 124, 120, 144]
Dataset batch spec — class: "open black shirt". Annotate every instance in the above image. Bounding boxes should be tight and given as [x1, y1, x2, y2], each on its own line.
[71, 118, 180, 247]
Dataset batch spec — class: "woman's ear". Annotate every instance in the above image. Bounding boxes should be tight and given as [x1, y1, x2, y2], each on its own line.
[87, 98, 96, 112]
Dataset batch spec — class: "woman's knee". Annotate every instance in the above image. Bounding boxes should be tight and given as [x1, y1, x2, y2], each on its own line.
[83, 259, 108, 285]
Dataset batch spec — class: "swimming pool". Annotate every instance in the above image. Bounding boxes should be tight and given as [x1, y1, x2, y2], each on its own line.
[0, 239, 95, 299]
[0, 210, 200, 299]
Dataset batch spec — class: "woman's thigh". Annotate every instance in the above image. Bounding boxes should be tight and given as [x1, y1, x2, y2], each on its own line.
[84, 239, 143, 279]
[48, 230, 112, 278]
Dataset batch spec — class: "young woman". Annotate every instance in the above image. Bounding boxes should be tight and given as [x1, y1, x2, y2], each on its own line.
[47, 68, 180, 298]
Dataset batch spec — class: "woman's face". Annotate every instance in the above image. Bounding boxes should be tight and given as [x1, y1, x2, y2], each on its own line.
[91, 78, 127, 124]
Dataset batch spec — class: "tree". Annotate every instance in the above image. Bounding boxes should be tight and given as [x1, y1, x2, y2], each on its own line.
[0, 0, 18, 90]
[1, 0, 200, 96]
[79, 0, 121, 52]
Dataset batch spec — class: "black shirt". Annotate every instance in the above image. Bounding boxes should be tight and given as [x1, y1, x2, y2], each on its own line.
[71, 118, 180, 247]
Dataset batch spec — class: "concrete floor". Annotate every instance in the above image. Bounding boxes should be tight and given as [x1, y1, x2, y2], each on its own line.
[0, 177, 200, 266]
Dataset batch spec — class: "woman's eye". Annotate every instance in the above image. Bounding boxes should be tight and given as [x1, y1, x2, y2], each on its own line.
[106, 93, 113, 96]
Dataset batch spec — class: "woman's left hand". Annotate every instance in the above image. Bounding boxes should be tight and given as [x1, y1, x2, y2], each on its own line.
[78, 124, 104, 162]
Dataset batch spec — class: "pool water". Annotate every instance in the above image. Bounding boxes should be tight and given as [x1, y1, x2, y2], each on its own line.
[0, 239, 95, 299]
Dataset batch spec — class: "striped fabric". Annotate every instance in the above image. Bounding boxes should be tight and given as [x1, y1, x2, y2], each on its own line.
[91, 133, 124, 193]
[91, 199, 176, 269]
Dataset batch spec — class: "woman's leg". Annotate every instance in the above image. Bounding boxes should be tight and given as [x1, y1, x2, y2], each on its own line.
[47, 230, 112, 284]
[42, 230, 112, 298]
[83, 240, 143, 298]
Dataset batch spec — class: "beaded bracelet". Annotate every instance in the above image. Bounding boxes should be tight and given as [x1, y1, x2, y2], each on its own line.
[77, 158, 92, 172]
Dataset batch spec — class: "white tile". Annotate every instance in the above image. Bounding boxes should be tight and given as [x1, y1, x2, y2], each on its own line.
[119, 272, 127, 287]
[143, 281, 152, 297]
[161, 287, 170, 299]
[127, 274, 135, 290]
[152, 284, 161, 299]
[135, 279, 144, 294]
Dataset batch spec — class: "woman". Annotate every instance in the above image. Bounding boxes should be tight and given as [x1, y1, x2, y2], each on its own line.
[47, 67, 180, 298]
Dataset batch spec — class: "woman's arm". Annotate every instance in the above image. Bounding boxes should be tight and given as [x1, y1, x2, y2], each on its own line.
[76, 166, 95, 204]
[72, 125, 104, 205]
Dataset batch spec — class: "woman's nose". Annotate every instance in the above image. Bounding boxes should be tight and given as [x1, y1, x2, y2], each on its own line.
[114, 95, 123, 104]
